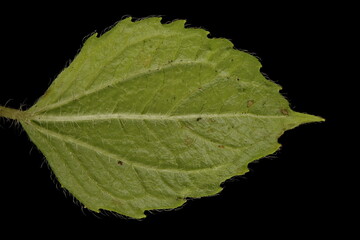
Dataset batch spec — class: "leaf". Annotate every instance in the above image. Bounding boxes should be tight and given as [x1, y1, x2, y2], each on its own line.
[0, 17, 324, 218]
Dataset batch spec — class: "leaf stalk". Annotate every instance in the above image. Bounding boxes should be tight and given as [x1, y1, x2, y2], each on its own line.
[0, 106, 27, 121]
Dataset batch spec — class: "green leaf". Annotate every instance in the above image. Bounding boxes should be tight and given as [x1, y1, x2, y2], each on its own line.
[0, 17, 324, 218]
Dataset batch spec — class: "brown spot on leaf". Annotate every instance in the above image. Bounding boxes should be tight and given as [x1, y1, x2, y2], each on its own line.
[196, 117, 202, 121]
[208, 118, 216, 123]
[184, 136, 195, 146]
[280, 108, 289, 115]
[218, 145, 225, 149]
[247, 100, 255, 108]
[117, 161, 123, 166]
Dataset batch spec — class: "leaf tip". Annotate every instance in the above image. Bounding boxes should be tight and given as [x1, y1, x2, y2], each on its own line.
[291, 111, 325, 125]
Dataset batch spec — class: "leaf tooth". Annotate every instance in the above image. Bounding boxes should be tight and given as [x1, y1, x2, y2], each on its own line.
[165, 19, 186, 27]
[120, 16, 133, 23]
[134, 16, 163, 25]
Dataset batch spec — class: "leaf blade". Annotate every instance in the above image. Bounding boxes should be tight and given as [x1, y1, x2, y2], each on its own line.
[19, 17, 323, 218]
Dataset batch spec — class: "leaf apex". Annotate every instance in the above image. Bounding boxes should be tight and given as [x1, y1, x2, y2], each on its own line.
[292, 111, 325, 124]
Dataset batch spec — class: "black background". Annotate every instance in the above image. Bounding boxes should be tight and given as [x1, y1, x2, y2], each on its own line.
[0, 2, 349, 237]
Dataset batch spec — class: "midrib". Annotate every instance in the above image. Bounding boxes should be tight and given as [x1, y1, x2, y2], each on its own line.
[31, 112, 287, 122]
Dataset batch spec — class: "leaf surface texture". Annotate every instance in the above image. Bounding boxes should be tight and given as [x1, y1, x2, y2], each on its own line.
[19, 17, 323, 218]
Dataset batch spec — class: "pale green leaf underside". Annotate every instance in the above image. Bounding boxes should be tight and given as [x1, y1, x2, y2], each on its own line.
[19, 17, 323, 218]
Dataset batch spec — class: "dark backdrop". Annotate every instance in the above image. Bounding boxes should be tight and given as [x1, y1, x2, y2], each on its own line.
[0, 2, 347, 238]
